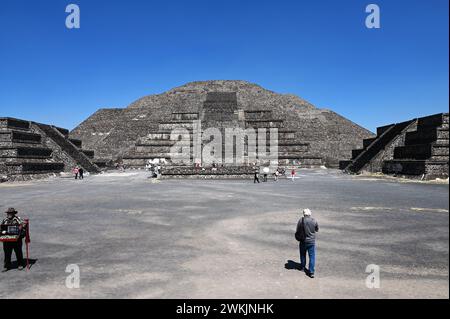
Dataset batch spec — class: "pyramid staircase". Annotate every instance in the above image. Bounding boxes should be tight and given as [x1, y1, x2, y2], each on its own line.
[244, 110, 322, 167]
[122, 113, 198, 167]
[340, 113, 448, 179]
[383, 113, 448, 179]
[34, 123, 101, 174]
[1, 118, 64, 181]
[122, 92, 323, 176]
[0, 117, 100, 181]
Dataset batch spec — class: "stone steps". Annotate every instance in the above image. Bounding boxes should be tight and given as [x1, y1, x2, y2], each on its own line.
[0, 130, 42, 143]
[339, 160, 353, 170]
[404, 127, 446, 145]
[340, 126, 397, 169]
[160, 166, 255, 179]
[376, 124, 395, 136]
[1, 157, 55, 163]
[0, 146, 53, 158]
[124, 153, 172, 159]
[341, 113, 448, 179]
[126, 148, 312, 162]
[171, 112, 199, 121]
[159, 122, 195, 130]
[394, 144, 433, 160]
[82, 150, 95, 159]
[244, 110, 273, 120]
[134, 142, 191, 150]
[345, 119, 416, 173]
[417, 113, 447, 127]
[136, 140, 178, 146]
[245, 120, 284, 129]
[278, 157, 323, 166]
[277, 142, 309, 146]
[382, 160, 448, 180]
[146, 131, 193, 140]
[119, 90, 325, 173]
[69, 138, 82, 148]
[0, 118, 68, 180]
[277, 154, 322, 161]
[0, 141, 45, 148]
[70, 137, 96, 161]
[54, 127, 70, 137]
[278, 145, 309, 152]
[279, 132, 296, 140]
[363, 137, 377, 148]
[384, 113, 448, 178]
[94, 160, 109, 168]
[277, 151, 312, 156]
[5, 161, 65, 174]
[134, 146, 174, 154]
[34, 123, 100, 174]
[0, 118, 31, 131]
[352, 149, 365, 159]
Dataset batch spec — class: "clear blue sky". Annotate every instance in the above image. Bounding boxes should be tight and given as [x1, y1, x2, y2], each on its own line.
[0, 0, 448, 132]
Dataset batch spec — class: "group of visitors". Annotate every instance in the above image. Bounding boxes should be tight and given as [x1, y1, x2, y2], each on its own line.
[114, 163, 126, 171]
[253, 166, 298, 183]
[72, 166, 84, 180]
[147, 164, 161, 178]
[274, 168, 286, 181]
[211, 162, 219, 172]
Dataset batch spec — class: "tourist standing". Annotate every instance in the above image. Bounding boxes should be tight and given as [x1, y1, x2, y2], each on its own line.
[78, 167, 84, 180]
[253, 166, 260, 183]
[291, 168, 296, 181]
[274, 169, 279, 181]
[263, 167, 269, 182]
[1, 208, 27, 271]
[72, 167, 79, 180]
[295, 208, 319, 278]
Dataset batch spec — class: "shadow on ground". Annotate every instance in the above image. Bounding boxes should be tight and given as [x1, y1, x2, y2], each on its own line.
[3, 259, 38, 272]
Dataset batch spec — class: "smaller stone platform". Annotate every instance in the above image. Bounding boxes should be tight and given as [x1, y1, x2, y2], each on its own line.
[0, 117, 101, 181]
[340, 113, 449, 180]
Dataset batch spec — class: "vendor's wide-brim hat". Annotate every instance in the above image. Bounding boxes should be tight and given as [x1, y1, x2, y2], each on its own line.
[4, 207, 18, 214]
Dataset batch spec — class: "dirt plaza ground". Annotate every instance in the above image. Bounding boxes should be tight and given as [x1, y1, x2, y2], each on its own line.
[0, 169, 448, 299]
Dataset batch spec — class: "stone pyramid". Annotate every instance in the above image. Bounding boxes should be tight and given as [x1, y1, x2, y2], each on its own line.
[70, 80, 374, 168]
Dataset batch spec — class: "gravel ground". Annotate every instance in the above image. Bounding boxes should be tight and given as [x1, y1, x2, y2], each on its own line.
[0, 169, 448, 299]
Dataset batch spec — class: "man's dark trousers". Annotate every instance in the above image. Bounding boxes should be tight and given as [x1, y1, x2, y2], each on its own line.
[3, 240, 24, 268]
[299, 241, 315, 274]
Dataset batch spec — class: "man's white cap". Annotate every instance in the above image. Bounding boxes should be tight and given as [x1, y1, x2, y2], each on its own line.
[303, 208, 312, 216]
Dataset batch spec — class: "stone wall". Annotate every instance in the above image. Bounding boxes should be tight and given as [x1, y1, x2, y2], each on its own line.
[160, 166, 255, 179]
